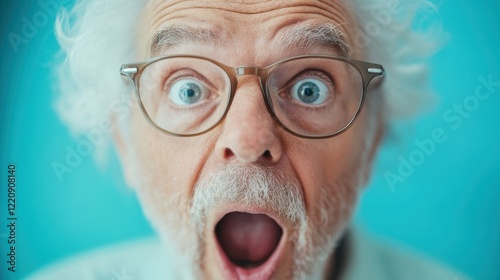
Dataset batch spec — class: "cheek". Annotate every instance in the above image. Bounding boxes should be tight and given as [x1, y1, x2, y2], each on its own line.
[286, 117, 368, 222]
[128, 112, 213, 214]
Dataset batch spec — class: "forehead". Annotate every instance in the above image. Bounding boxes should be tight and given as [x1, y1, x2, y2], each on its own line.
[139, 0, 355, 62]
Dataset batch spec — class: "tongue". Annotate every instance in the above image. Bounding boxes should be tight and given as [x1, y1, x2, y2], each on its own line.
[216, 212, 283, 266]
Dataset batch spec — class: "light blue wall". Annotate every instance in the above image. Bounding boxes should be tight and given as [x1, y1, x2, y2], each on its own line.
[354, 1, 500, 279]
[0, 1, 498, 279]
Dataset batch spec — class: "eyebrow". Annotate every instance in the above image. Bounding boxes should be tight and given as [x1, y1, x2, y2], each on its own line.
[150, 22, 351, 57]
[277, 23, 351, 57]
[150, 25, 221, 56]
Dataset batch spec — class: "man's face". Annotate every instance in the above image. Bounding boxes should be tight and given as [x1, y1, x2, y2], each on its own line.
[118, 0, 378, 279]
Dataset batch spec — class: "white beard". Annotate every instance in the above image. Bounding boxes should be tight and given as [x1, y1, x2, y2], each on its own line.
[139, 161, 364, 279]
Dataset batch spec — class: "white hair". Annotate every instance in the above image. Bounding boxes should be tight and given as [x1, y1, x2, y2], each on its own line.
[54, 0, 441, 150]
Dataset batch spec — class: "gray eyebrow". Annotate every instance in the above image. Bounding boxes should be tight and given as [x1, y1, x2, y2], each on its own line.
[150, 22, 350, 57]
[150, 25, 221, 56]
[277, 23, 351, 56]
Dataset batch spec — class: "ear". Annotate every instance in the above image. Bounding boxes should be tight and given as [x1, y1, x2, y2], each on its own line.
[112, 116, 138, 189]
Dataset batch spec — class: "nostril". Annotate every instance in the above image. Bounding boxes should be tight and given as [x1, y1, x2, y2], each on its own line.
[262, 150, 272, 160]
[224, 148, 234, 159]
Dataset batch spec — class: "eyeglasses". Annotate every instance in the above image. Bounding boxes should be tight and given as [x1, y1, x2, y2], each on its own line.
[120, 55, 384, 139]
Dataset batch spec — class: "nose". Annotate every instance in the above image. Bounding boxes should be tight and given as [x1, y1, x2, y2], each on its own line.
[215, 76, 282, 163]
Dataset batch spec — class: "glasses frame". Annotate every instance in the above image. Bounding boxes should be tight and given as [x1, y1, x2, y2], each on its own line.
[120, 54, 384, 139]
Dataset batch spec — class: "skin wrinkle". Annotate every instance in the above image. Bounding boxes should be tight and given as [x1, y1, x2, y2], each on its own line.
[145, 10, 350, 41]
[146, 1, 340, 19]
[141, 1, 355, 59]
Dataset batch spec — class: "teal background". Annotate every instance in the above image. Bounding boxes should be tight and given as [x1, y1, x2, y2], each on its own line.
[0, 0, 499, 279]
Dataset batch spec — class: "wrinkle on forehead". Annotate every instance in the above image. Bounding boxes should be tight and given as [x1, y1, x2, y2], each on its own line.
[139, 0, 355, 59]
[145, 0, 350, 16]
[143, 1, 352, 33]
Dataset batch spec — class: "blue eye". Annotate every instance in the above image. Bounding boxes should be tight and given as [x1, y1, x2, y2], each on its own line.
[169, 79, 204, 105]
[291, 78, 329, 105]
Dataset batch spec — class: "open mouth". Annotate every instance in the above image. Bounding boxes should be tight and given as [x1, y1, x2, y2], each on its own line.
[215, 212, 284, 279]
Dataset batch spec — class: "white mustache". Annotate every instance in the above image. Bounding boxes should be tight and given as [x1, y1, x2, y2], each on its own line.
[190, 163, 307, 227]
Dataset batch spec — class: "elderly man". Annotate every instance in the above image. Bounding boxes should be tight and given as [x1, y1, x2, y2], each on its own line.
[31, 0, 465, 279]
